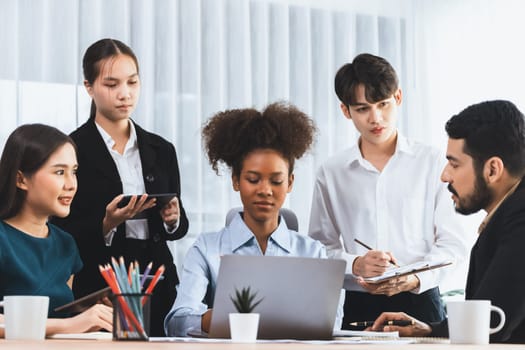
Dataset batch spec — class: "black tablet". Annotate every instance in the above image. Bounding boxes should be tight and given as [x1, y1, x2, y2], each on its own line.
[54, 287, 112, 314]
[117, 193, 177, 208]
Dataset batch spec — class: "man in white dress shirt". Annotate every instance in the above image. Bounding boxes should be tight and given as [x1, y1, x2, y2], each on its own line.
[308, 53, 468, 328]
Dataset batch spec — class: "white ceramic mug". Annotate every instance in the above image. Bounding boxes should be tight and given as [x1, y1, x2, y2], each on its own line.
[446, 300, 505, 344]
[3, 296, 49, 340]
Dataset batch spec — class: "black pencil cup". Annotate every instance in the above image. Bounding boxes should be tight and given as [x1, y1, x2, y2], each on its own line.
[111, 293, 151, 341]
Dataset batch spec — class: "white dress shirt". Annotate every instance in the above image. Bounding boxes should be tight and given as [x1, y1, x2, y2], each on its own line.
[95, 120, 149, 242]
[308, 134, 468, 293]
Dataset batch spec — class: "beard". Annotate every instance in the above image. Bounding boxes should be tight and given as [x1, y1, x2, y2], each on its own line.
[450, 172, 494, 215]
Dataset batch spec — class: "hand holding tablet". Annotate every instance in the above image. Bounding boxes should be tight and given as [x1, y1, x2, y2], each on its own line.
[117, 193, 177, 208]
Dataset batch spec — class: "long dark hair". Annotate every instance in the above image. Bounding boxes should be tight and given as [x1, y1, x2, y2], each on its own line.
[0, 124, 76, 219]
[83, 38, 139, 119]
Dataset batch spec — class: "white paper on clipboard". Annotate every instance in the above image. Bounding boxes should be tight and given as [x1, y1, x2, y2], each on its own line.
[362, 260, 453, 284]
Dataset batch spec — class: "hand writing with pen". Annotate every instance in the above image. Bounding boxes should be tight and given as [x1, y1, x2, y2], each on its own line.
[352, 239, 420, 296]
[352, 249, 397, 277]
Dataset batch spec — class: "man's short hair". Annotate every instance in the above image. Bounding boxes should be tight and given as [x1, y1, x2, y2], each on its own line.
[334, 53, 399, 107]
[445, 100, 525, 177]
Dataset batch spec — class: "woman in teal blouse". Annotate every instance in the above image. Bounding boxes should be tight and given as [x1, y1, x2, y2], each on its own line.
[0, 124, 112, 336]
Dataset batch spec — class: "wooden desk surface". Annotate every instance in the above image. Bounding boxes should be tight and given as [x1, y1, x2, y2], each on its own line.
[0, 339, 523, 349]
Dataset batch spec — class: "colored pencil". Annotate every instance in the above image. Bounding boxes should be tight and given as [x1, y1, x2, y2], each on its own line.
[142, 265, 165, 305]
[140, 262, 153, 288]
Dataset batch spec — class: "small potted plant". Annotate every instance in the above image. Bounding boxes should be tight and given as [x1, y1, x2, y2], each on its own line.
[228, 286, 263, 342]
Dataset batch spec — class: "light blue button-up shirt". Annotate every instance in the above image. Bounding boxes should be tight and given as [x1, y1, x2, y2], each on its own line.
[164, 212, 343, 336]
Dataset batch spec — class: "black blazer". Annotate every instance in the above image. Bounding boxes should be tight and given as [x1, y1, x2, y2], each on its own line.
[432, 177, 525, 343]
[52, 118, 189, 336]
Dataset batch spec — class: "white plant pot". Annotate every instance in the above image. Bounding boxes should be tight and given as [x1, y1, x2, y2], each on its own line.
[228, 313, 260, 342]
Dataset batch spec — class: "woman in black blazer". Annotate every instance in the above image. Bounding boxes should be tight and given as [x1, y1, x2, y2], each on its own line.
[52, 38, 189, 336]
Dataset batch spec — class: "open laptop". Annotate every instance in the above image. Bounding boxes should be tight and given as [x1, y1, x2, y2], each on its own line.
[207, 255, 346, 340]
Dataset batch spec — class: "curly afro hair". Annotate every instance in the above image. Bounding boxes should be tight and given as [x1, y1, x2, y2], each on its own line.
[202, 101, 317, 177]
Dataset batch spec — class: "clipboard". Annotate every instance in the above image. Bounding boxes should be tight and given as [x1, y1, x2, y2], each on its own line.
[54, 287, 112, 314]
[362, 260, 453, 284]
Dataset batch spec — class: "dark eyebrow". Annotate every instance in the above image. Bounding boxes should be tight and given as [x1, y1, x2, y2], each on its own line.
[50, 163, 78, 168]
[350, 102, 369, 107]
[446, 155, 460, 162]
[103, 73, 138, 81]
[351, 96, 393, 107]
[245, 171, 284, 176]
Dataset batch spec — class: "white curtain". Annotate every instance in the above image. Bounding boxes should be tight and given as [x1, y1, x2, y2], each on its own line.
[0, 0, 415, 265]
[414, 0, 525, 148]
[4, 0, 496, 292]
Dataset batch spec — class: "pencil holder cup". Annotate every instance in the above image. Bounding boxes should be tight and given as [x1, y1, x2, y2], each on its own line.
[111, 293, 151, 341]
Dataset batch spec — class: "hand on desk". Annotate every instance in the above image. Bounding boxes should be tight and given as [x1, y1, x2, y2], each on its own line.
[366, 312, 432, 337]
[46, 304, 113, 335]
[201, 309, 213, 333]
[357, 274, 420, 296]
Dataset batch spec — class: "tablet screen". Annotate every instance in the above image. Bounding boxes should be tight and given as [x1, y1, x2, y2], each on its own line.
[117, 193, 177, 208]
[54, 287, 112, 314]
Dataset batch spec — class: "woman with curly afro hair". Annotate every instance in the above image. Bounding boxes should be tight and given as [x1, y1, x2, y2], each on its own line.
[164, 102, 343, 336]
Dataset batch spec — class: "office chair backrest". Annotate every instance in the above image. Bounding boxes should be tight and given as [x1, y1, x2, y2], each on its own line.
[225, 207, 299, 232]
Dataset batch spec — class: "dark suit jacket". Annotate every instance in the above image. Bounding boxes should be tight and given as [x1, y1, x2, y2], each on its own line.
[431, 178, 525, 343]
[52, 118, 189, 336]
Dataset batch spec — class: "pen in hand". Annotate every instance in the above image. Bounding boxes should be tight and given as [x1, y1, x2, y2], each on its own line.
[354, 238, 398, 267]
[349, 320, 416, 327]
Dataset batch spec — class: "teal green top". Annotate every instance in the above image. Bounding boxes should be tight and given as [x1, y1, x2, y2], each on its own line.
[0, 221, 83, 318]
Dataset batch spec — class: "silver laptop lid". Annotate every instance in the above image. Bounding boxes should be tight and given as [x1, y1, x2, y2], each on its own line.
[209, 255, 345, 340]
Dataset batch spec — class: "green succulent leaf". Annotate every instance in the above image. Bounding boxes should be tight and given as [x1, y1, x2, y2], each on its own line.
[230, 286, 264, 313]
